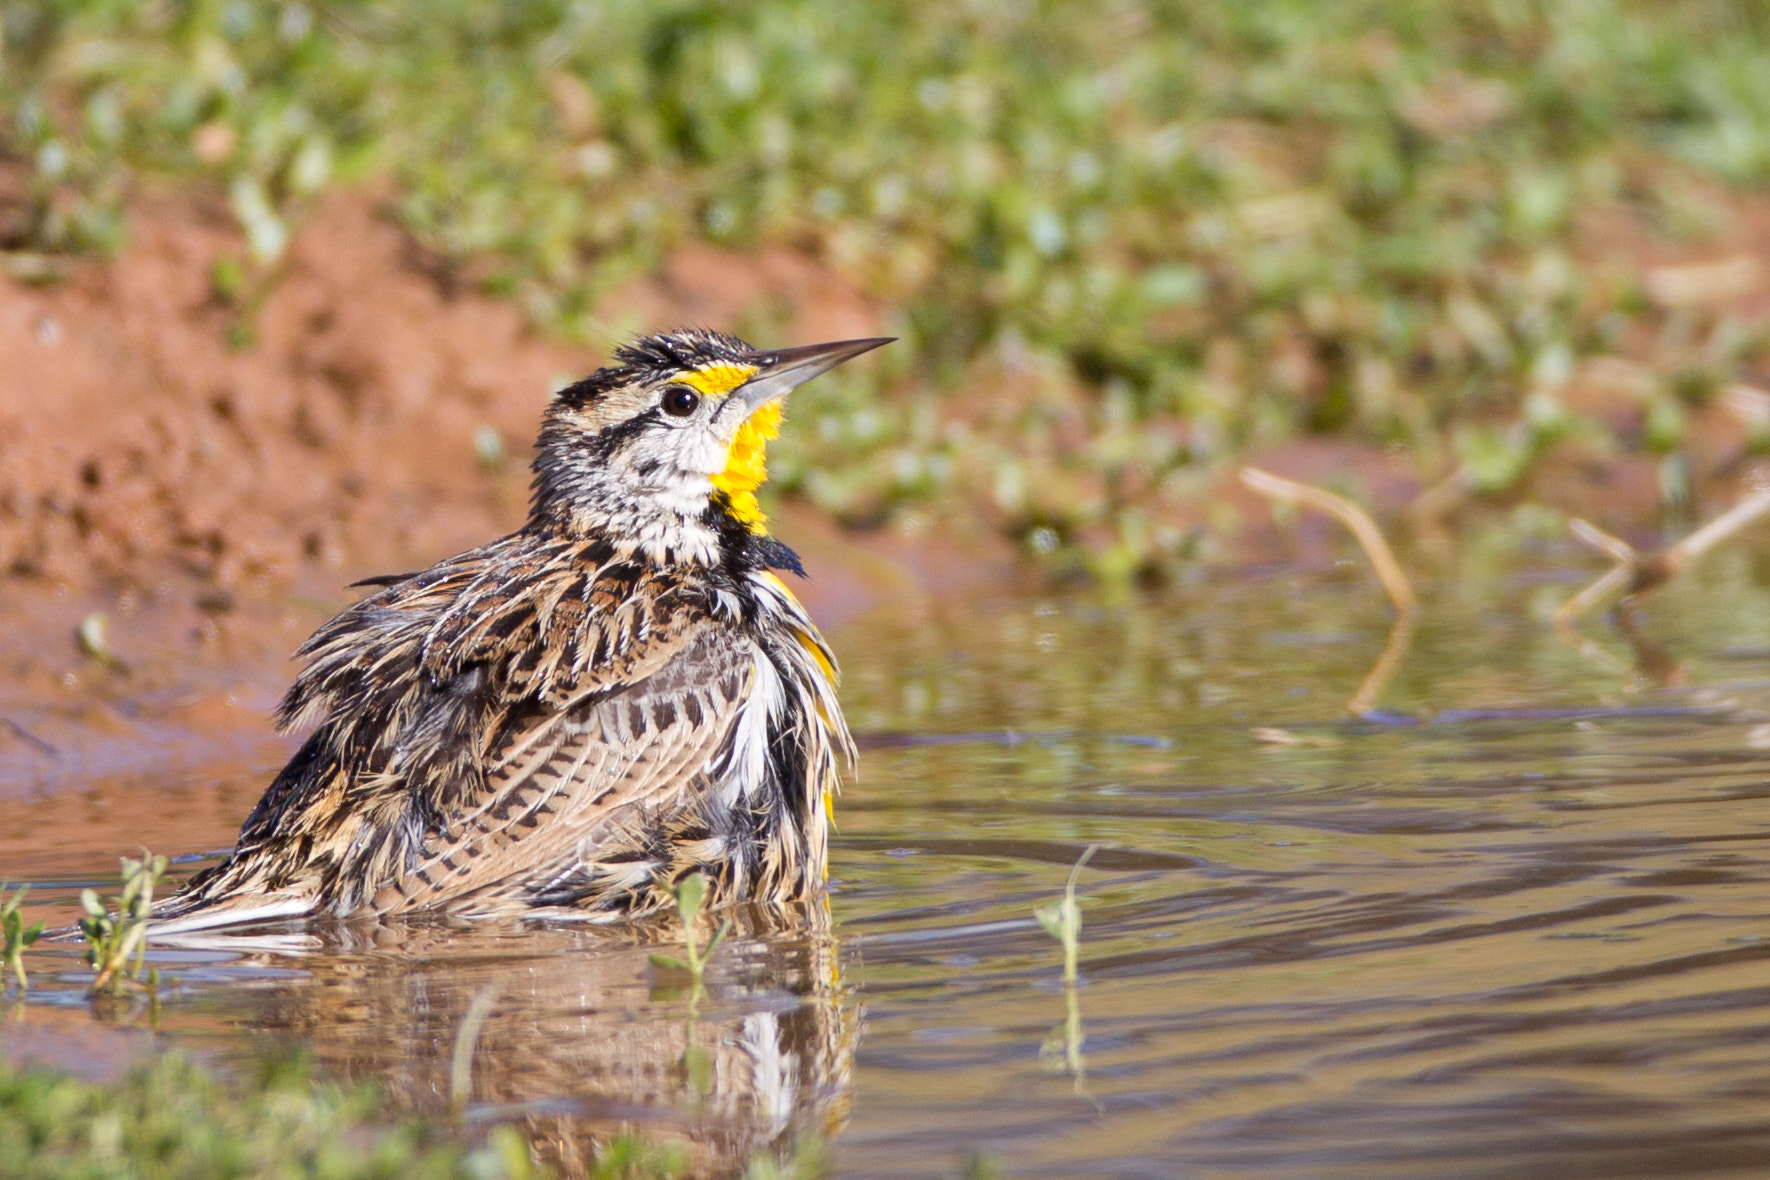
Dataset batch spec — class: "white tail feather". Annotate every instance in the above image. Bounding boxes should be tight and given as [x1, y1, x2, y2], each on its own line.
[149, 895, 314, 937]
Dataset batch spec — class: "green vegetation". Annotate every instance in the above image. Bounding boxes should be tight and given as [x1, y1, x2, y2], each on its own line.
[649, 871, 730, 991]
[0, 1048, 736, 1179]
[74, 612, 125, 670]
[741, 1140, 832, 1180]
[649, 872, 730, 1099]
[77, 851, 165, 995]
[1034, 844, 1095, 984]
[1, 885, 43, 993]
[1035, 846, 1096, 1089]
[0, 1052, 535, 1180]
[5, 0, 1770, 576]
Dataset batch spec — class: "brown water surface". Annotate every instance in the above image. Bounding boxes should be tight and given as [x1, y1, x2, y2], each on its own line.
[5, 554, 1770, 1177]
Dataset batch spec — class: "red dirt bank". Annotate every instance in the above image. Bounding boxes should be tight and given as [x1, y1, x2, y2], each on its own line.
[0, 186, 1008, 603]
[3, 189, 597, 591]
[0, 187, 1018, 804]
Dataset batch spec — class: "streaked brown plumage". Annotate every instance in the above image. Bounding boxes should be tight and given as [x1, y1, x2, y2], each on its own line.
[156, 329, 890, 932]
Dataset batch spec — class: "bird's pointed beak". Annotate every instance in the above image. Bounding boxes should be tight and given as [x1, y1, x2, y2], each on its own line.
[719, 336, 895, 423]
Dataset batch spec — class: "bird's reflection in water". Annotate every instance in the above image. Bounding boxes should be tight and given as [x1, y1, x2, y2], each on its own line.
[197, 902, 854, 1177]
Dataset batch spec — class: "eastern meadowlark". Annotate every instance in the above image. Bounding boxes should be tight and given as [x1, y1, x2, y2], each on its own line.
[155, 329, 890, 932]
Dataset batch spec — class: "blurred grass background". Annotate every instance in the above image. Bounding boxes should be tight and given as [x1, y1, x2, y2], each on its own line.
[6, 0, 1770, 579]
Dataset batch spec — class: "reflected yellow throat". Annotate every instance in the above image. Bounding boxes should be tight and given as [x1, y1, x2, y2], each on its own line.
[679, 361, 778, 534]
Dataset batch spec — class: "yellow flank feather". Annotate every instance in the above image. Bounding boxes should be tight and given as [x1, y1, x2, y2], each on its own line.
[791, 626, 837, 683]
[712, 401, 783, 532]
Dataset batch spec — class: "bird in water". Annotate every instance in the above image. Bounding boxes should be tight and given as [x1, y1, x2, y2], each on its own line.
[155, 329, 890, 934]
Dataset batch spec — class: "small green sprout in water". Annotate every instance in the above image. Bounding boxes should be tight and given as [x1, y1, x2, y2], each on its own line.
[1035, 844, 1097, 984]
[650, 872, 731, 990]
[2, 884, 45, 992]
[740, 1135, 830, 1180]
[651, 873, 731, 1101]
[956, 1155, 1003, 1180]
[79, 852, 167, 995]
[75, 612, 127, 671]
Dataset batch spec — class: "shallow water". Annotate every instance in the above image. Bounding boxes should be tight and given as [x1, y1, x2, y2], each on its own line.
[7, 553, 1770, 1177]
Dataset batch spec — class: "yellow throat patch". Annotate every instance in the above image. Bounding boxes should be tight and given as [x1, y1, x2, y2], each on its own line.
[678, 361, 778, 533]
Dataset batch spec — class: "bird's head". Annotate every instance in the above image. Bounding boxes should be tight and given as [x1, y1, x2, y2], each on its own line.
[531, 328, 892, 563]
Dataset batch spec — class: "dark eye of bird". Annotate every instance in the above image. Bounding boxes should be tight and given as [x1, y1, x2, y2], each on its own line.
[661, 385, 701, 417]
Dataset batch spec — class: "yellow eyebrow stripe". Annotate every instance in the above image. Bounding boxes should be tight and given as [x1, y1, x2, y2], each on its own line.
[677, 362, 759, 396]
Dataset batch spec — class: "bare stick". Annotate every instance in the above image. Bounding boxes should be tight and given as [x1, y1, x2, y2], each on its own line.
[1556, 486, 1770, 626]
[1240, 467, 1418, 616]
[1553, 561, 1635, 630]
[1658, 486, 1770, 579]
[1557, 624, 1636, 680]
[1568, 518, 1638, 566]
[1408, 467, 1472, 525]
[1347, 612, 1417, 717]
[1240, 468, 1420, 716]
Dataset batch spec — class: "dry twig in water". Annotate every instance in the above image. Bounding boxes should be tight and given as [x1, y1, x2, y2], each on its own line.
[1240, 468, 1419, 716]
[1240, 468, 1417, 616]
[1347, 611, 1417, 717]
[1556, 486, 1770, 629]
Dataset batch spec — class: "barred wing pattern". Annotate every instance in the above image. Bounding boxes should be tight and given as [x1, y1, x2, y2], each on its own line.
[376, 627, 753, 917]
[156, 533, 850, 932]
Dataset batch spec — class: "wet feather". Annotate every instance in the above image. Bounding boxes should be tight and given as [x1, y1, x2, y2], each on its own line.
[156, 329, 869, 932]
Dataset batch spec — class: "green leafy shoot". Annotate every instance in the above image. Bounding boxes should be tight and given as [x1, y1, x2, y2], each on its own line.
[650, 872, 731, 991]
[740, 1135, 829, 1180]
[2, 884, 45, 993]
[590, 1129, 691, 1179]
[79, 852, 168, 996]
[1035, 845, 1098, 985]
[75, 612, 127, 671]
[650, 874, 732, 1099]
